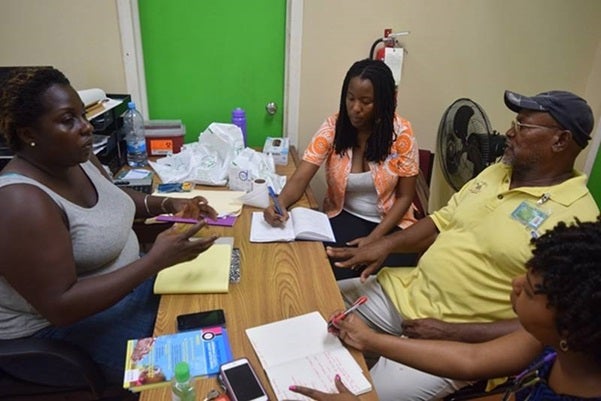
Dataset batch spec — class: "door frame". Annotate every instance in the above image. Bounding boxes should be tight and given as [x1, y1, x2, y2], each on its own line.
[584, 118, 601, 178]
[116, 0, 302, 147]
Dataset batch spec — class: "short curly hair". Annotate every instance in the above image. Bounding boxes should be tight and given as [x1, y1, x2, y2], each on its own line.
[0, 67, 70, 151]
[527, 216, 601, 363]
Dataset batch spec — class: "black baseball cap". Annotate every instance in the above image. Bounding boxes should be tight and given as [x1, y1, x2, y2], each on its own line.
[504, 90, 594, 148]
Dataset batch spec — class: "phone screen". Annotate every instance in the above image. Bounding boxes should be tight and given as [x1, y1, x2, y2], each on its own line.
[177, 309, 225, 331]
[222, 363, 266, 401]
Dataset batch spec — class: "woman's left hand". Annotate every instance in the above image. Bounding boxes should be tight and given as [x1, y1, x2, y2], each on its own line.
[288, 376, 359, 401]
[166, 196, 218, 221]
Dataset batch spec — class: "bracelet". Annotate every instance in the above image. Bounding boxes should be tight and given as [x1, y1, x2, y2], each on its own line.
[160, 197, 169, 214]
[143, 195, 152, 215]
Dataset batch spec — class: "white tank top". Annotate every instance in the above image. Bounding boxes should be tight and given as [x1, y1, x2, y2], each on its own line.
[343, 171, 381, 223]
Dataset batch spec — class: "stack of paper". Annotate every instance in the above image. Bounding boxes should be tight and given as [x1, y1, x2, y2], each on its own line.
[154, 238, 233, 294]
[152, 189, 245, 217]
[246, 312, 372, 401]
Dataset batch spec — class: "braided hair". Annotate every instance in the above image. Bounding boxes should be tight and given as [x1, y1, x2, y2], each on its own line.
[0, 67, 70, 151]
[334, 59, 396, 162]
[527, 216, 601, 363]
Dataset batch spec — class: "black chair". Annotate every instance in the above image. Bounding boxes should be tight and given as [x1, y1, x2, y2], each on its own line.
[414, 149, 434, 220]
[0, 338, 135, 401]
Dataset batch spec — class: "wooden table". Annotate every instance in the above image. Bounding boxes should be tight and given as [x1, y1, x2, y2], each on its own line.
[139, 148, 376, 401]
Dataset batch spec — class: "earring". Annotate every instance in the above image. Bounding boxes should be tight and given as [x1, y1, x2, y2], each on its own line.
[30, 141, 36, 147]
[559, 339, 569, 352]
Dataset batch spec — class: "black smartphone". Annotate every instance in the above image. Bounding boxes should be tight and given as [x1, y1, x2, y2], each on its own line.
[220, 358, 268, 401]
[176, 309, 226, 332]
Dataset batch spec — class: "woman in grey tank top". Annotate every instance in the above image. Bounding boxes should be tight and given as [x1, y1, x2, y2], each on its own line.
[0, 67, 218, 383]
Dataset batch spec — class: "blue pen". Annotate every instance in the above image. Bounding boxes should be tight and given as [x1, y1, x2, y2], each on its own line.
[267, 186, 284, 215]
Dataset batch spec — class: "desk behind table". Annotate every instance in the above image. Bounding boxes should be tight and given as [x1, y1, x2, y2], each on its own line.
[138, 147, 376, 401]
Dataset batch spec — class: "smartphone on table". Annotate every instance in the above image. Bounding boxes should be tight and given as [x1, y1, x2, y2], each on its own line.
[219, 358, 268, 401]
[176, 309, 226, 332]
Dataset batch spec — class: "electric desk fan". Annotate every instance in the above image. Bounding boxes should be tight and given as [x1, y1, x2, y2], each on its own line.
[437, 98, 507, 191]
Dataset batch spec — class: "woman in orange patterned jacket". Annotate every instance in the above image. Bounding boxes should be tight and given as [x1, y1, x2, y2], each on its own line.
[263, 59, 420, 280]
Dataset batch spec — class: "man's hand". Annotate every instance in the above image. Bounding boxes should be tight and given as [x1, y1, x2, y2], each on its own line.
[288, 375, 359, 401]
[401, 318, 455, 340]
[326, 240, 390, 282]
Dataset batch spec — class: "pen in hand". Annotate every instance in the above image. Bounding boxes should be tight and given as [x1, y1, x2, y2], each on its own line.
[267, 186, 284, 216]
[328, 296, 368, 329]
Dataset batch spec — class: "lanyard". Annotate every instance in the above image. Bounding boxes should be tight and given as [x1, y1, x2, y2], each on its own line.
[501, 352, 557, 401]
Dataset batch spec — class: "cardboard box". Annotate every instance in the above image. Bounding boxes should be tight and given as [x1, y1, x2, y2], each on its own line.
[144, 120, 185, 156]
[262, 137, 289, 165]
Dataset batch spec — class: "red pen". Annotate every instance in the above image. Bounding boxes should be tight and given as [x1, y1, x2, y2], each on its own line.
[328, 296, 368, 329]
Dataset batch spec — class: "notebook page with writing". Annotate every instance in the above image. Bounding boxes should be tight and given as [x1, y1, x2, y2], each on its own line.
[249, 212, 296, 242]
[246, 312, 372, 400]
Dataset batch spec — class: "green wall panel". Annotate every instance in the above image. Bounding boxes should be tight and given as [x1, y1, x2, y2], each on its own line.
[588, 148, 601, 206]
[138, 1, 286, 147]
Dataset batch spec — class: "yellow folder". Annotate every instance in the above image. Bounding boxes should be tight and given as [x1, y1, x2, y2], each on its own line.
[154, 240, 233, 294]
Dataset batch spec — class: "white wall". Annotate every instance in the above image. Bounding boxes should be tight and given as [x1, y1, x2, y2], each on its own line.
[2, 0, 600, 210]
[0, 0, 126, 93]
[299, 0, 601, 210]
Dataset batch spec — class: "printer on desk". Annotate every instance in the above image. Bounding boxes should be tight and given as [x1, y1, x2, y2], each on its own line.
[91, 93, 131, 175]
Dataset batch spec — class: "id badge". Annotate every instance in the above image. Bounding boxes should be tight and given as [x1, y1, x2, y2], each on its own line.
[511, 201, 549, 231]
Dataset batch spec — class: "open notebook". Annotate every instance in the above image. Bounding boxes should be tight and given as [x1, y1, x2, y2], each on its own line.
[250, 207, 335, 243]
[154, 237, 233, 294]
[246, 312, 372, 400]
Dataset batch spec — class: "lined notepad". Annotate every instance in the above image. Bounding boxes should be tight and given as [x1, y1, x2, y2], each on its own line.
[246, 312, 372, 400]
[154, 238, 233, 294]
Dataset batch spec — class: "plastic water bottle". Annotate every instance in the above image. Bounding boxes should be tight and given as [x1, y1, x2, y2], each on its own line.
[123, 101, 148, 167]
[171, 361, 196, 401]
[231, 107, 247, 146]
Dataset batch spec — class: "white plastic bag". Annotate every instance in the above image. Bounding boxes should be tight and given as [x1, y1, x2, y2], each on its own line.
[228, 148, 286, 193]
[149, 123, 244, 185]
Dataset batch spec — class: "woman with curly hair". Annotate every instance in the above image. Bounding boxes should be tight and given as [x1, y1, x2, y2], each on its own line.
[291, 217, 601, 400]
[263, 59, 420, 280]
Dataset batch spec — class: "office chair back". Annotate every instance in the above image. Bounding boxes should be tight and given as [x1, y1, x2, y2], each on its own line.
[414, 149, 434, 219]
[0, 338, 108, 400]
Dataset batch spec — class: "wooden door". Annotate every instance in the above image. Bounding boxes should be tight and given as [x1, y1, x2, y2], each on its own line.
[137, 1, 286, 148]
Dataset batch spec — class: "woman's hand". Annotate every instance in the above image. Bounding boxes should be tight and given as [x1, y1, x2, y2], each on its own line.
[288, 376, 359, 401]
[329, 313, 375, 352]
[167, 196, 218, 221]
[146, 220, 218, 272]
[263, 204, 289, 226]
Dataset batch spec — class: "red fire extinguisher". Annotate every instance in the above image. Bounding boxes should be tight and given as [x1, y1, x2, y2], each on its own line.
[370, 28, 394, 60]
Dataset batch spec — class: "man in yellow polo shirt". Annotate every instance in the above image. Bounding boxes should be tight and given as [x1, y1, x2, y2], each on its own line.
[327, 90, 599, 401]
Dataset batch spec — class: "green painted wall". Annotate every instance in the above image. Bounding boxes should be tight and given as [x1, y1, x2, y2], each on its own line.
[588, 149, 601, 206]
[138, 1, 286, 147]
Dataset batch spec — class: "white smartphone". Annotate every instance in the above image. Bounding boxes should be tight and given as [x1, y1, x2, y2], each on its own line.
[219, 358, 268, 401]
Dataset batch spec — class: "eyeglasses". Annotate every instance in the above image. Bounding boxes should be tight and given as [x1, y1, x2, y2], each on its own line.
[510, 119, 561, 134]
